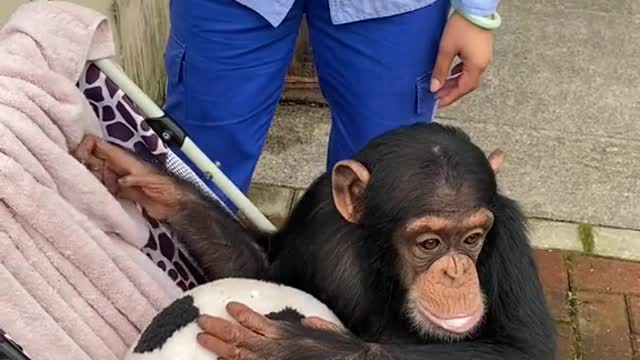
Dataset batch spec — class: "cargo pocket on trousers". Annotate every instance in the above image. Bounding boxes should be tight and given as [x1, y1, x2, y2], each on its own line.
[165, 34, 187, 87]
[415, 73, 438, 121]
[164, 34, 188, 121]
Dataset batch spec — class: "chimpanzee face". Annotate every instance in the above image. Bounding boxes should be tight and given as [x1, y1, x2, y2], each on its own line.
[393, 208, 494, 340]
[329, 137, 504, 341]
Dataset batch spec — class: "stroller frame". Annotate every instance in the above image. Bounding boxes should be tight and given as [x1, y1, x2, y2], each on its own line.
[28, 0, 278, 234]
[91, 58, 278, 234]
[26, 1, 278, 234]
[0, 3, 278, 359]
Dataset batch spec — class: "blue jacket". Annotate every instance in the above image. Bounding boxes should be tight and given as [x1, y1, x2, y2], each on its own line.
[235, 0, 500, 27]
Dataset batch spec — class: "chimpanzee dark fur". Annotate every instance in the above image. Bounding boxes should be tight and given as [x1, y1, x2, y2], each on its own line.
[262, 123, 556, 358]
[162, 123, 556, 359]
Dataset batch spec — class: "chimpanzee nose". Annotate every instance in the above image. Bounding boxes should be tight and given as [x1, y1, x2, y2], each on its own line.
[442, 254, 470, 281]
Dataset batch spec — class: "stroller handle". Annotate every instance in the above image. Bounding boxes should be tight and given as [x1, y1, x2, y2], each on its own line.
[93, 58, 278, 234]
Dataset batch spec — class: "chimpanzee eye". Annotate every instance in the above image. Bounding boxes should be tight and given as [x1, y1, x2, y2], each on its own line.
[464, 233, 483, 246]
[419, 238, 441, 251]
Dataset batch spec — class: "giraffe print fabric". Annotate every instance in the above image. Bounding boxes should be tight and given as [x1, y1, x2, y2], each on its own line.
[77, 63, 207, 291]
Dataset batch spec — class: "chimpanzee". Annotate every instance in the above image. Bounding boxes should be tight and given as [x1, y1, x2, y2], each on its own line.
[75, 122, 556, 359]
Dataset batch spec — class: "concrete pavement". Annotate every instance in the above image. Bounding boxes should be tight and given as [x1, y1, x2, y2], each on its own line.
[253, 0, 640, 231]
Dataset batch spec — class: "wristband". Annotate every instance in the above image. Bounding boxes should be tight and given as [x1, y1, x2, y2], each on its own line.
[454, 9, 502, 30]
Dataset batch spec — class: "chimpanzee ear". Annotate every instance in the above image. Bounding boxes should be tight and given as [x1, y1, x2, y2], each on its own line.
[488, 149, 506, 174]
[331, 160, 370, 223]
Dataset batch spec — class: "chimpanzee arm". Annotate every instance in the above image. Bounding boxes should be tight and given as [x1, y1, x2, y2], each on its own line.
[73, 134, 269, 280]
[254, 325, 550, 359]
[164, 180, 270, 281]
[223, 323, 542, 360]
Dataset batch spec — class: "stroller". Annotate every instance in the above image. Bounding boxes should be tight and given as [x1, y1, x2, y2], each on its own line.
[0, 1, 279, 358]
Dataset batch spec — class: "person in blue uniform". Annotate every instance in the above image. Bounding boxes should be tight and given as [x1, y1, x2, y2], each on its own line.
[163, 0, 501, 208]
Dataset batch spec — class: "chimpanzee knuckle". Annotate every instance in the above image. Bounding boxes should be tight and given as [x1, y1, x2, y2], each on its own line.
[235, 309, 255, 326]
[79, 134, 97, 147]
[224, 324, 242, 344]
[233, 347, 250, 360]
[74, 138, 94, 159]
[263, 323, 283, 339]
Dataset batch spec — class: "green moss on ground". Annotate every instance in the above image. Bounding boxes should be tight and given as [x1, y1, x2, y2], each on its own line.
[577, 223, 595, 254]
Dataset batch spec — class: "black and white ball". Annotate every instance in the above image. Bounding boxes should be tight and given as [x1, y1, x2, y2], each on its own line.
[124, 278, 341, 360]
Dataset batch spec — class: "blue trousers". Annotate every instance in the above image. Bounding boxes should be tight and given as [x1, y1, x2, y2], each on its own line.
[164, 0, 450, 208]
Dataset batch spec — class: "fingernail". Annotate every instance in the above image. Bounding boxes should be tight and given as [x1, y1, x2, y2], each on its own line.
[430, 78, 441, 92]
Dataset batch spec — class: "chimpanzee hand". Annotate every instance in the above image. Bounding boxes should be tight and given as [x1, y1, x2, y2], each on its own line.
[73, 135, 182, 220]
[197, 302, 371, 359]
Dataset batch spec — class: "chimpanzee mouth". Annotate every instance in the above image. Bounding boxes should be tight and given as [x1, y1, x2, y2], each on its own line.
[416, 305, 483, 335]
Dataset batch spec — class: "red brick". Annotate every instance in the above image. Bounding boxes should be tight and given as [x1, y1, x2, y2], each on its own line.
[534, 249, 570, 320]
[629, 297, 640, 335]
[633, 335, 640, 360]
[555, 322, 575, 360]
[577, 292, 633, 360]
[571, 256, 640, 294]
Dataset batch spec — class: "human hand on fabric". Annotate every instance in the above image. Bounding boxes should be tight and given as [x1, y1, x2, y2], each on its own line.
[430, 11, 494, 108]
[73, 135, 181, 220]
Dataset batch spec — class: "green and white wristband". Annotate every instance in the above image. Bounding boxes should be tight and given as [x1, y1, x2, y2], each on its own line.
[450, 7, 502, 31]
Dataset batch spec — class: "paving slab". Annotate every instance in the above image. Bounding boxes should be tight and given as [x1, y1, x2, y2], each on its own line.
[437, 119, 640, 231]
[529, 219, 582, 252]
[254, 0, 640, 231]
[253, 105, 640, 230]
[253, 105, 329, 189]
[246, 183, 295, 229]
[592, 226, 640, 261]
[439, 2, 640, 140]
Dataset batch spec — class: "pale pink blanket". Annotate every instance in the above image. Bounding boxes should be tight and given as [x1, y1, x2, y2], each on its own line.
[0, 2, 182, 359]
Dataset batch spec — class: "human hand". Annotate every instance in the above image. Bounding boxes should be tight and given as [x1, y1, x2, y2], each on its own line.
[430, 11, 494, 108]
[197, 302, 361, 359]
[73, 135, 181, 220]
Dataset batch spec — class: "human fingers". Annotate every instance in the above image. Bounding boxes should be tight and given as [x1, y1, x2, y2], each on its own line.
[437, 66, 483, 108]
[430, 36, 458, 93]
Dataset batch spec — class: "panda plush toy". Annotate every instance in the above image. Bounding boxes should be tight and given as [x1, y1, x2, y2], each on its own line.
[124, 278, 342, 360]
